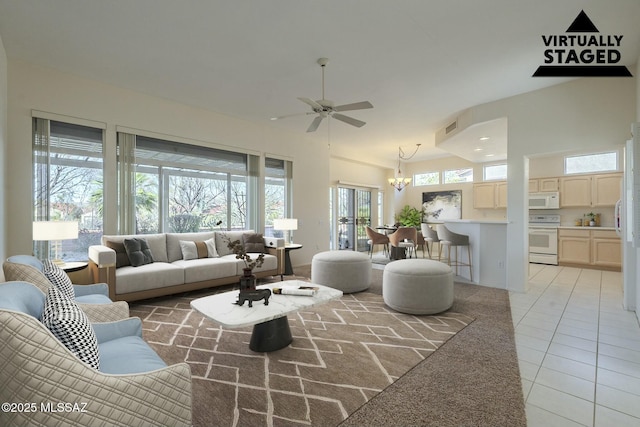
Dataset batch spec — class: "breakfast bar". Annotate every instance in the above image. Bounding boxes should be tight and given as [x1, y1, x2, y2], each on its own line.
[435, 219, 509, 289]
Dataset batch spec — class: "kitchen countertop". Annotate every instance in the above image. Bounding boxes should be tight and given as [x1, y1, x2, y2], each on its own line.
[439, 219, 510, 224]
[558, 226, 616, 231]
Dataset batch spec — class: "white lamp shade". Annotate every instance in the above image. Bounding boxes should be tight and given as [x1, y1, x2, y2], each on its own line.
[273, 218, 298, 231]
[33, 221, 79, 241]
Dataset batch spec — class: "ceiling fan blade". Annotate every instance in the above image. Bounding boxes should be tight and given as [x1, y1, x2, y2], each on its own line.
[333, 101, 373, 112]
[298, 97, 323, 111]
[271, 111, 314, 120]
[332, 113, 366, 128]
[306, 116, 324, 132]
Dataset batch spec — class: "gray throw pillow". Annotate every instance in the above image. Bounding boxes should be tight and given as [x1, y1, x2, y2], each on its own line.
[123, 238, 154, 267]
[242, 233, 265, 253]
[105, 240, 131, 268]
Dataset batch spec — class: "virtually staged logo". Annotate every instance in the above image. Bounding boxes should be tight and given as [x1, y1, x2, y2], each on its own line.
[533, 10, 632, 77]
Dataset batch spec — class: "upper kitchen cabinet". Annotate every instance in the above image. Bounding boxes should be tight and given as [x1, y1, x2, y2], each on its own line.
[591, 173, 623, 207]
[559, 176, 591, 207]
[473, 181, 507, 209]
[559, 173, 622, 207]
[529, 177, 559, 193]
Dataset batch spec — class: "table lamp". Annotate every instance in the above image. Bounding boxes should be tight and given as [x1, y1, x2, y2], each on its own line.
[33, 221, 79, 265]
[273, 218, 298, 245]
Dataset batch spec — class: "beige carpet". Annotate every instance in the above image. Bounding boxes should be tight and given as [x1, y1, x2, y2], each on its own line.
[130, 273, 474, 427]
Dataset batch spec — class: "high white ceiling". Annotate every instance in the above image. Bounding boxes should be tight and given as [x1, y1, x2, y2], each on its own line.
[1, 0, 639, 167]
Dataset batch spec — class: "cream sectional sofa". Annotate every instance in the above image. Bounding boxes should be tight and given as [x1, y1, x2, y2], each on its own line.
[88, 230, 283, 302]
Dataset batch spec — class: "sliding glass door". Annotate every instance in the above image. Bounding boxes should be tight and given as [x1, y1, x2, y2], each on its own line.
[335, 187, 371, 251]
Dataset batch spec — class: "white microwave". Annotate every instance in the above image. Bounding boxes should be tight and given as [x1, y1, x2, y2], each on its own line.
[529, 192, 560, 209]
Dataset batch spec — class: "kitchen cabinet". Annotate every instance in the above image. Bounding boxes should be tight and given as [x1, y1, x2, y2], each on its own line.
[496, 182, 508, 208]
[558, 228, 621, 269]
[529, 178, 559, 193]
[559, 176, 591, 207]
[558, 229, 591, 264]
[558, 173, 622, 207]
[473, 181, 506, 209]
[591, 229, 622, 268]
[592, 173, 623, 207]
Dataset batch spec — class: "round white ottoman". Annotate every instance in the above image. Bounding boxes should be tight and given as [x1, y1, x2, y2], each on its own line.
[383, 259, 453, 314]
[311, 251, 371, 293]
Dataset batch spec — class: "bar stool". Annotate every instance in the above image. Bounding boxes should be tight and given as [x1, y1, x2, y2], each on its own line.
[420, 223, 440, 260]
[435, 224, 473, 281]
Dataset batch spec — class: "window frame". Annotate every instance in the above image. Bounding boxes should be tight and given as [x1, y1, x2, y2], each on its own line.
[484, 163, 508, 181]
[413, 171, 440, 186]
[564, 151, 619, 175]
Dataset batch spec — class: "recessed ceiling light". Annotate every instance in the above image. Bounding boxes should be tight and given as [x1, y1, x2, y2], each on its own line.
[473, 148, 483, 152]
[485, 153, 495, 157]
[479, 136, 490, 141]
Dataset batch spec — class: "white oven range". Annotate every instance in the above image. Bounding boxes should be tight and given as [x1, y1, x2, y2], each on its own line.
[529, 214, 560, 265]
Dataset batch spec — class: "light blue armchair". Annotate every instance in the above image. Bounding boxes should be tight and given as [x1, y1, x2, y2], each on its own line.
[0, 281, 192, 427]
[3, 255, 129, 322]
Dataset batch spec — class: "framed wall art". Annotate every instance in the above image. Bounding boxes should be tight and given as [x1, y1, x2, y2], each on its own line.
[422, 190, 462, 222]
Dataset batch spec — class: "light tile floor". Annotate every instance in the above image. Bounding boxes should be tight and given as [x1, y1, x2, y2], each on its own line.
[510, 264, 640, 426]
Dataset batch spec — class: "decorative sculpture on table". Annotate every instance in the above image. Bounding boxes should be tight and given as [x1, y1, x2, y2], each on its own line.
[235, 288, 271, 307]
[225, 236, 271, 307]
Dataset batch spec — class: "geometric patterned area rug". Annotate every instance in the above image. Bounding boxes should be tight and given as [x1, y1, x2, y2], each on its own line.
[131, 289, 473, 427]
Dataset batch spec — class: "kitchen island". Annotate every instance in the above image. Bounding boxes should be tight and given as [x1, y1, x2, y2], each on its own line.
[430, 219, 509, 288]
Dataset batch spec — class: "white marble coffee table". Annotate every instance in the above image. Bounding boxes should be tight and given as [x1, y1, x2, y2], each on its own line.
[190, 280, 343, 352]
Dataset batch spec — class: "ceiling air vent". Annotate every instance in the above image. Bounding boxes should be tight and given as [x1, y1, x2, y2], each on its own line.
[445, 120, 458, 135]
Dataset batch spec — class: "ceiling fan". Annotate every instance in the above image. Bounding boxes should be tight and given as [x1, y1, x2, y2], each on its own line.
[271, 57, 373, 132]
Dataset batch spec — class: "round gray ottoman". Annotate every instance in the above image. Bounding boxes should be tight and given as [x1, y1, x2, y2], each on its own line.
[383, 259, 453, 314]
[311, 250, 371, 293]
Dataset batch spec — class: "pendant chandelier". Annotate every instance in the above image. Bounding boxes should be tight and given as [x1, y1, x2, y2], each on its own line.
[388, 144, 421, 191]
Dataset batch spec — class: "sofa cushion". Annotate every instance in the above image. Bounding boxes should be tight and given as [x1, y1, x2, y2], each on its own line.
[42, 260, 75, 300]
[215, 230, 254, 257]
[173, 257, 240, 283]
[124, 238, 155, 267]
[166, 232, 217, 262]
[102, 233, 168, 263]
[104, 240, 131, 268]
[225, 253, 278, 275]
[98, 336, 167, 374]
[41, 286, 100, 370]
[243, 232, 265, 253]
[115, 263, 185, 295]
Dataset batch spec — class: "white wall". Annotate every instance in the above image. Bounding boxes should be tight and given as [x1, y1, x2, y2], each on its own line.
[6, 59, 330, 267]
[466, 77, 636, 292]
[0, 36, 7, 281]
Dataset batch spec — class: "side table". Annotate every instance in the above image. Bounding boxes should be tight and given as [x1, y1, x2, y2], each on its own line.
[61, 261, 89, 273]
[282, 243, 302, 279]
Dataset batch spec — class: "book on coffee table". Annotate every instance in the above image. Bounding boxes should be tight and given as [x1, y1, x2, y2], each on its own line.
[272, 285, 319, 296]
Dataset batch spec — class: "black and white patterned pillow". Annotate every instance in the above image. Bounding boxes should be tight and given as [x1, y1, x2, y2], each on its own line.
[42, 259, 75, 300]
[41, 286, 100, 370]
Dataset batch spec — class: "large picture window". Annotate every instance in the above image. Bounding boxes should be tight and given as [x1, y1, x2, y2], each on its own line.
[33, 118, 104, 261]
[264, 157, 292, 237]
[119, 134, 253, 234]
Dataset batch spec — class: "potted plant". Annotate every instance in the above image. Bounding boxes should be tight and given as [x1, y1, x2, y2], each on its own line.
[395, 205, 423, 228]
[586, 212, 596, 227]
